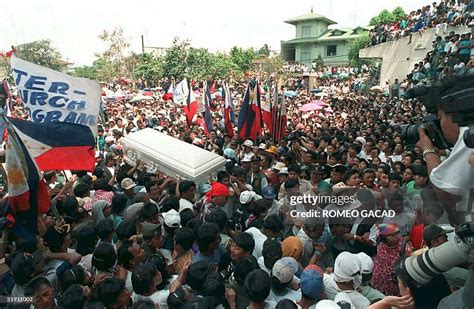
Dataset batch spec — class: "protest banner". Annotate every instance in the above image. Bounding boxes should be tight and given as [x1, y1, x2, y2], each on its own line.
[10, 55, 101, 136]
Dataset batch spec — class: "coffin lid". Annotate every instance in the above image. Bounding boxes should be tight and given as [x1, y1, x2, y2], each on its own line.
[121, 128, 226, 182]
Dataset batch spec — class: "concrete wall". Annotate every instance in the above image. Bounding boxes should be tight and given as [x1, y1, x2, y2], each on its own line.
[359, 26, 468, 85]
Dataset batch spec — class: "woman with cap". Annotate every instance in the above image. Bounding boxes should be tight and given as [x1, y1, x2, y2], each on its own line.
[371, 224, 412, 296]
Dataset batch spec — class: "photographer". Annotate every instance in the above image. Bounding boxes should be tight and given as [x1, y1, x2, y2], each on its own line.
[414, 71, 474, 225]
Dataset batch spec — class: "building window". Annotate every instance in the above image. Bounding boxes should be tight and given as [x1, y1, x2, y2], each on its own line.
[302, 26, 311, 37]
[301, 46, 311, 61]
[326, 45, 337, 57]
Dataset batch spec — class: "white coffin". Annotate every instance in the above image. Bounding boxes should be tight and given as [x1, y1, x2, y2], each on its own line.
[121, 128, 226, 182]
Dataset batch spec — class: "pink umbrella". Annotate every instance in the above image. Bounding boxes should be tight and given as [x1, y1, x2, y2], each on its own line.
[300, 102, 324, 112]
[312, 99, 328, 107]
[300, 100, 328, 112]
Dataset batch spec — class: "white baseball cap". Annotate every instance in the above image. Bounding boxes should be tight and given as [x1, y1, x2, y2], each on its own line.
[163, 209, 181, 228]
[239, 191, 257, 204]
[243, 140, 254, 148]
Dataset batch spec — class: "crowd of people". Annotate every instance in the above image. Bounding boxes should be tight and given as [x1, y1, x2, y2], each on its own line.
[382, 28, 471, 105]
[1, 27, 473, 309]
[369, 0, 472, 46]
[408, 30, 471, 81]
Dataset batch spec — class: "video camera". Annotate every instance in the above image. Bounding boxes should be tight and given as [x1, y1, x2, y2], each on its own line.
[401, 68, 474, 148]
[399, 114, 450, 149]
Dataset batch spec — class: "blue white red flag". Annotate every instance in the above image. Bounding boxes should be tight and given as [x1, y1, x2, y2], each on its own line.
[202, 81, 213, 134]
[237, 80, 263, 141]
[7, 117, 96, 171]
[262, 83, 273, 134]
[222, 83, 234, 137]
[184, 80, 198, 127]
[162, 80, 174, 101]
[5, 118, 50, 245]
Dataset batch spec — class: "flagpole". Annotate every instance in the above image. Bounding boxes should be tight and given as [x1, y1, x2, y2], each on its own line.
[276, 78, 283, 144]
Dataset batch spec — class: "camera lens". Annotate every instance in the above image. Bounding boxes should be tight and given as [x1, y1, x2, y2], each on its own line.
[400, 124, 420, 145]
[403, 234, 469, 285]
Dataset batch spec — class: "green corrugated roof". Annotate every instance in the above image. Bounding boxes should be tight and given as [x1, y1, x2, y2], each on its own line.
[315, 28, 368, 42]
[284, 12, 337, 25]
[282, 36, 322, 44]
[282, 28, 369, 45]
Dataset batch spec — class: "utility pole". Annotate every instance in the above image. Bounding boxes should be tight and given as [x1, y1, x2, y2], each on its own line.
[141, 35, 145, 54]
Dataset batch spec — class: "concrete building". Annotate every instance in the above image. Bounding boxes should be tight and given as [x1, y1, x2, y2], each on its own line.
[359, 25, 469, 85]
[281, 9, 370, 66]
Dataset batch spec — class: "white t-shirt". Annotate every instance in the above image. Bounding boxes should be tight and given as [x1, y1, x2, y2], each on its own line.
[389, 154, 403, 162]
[258, 256, 271, 275]
[245, 227, 268, 259]
[323, 274, 370, 309]
[430, 127, 474, 219]
[444, 41, 454, 53]
[125, 271, 133, 293]
[179, 198, 194, 212]
[268, 288, 302, 304]
[132, 290, 169, 308]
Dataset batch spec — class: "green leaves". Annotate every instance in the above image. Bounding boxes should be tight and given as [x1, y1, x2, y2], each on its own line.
[348, 33, 371, 66]
[369, 7, 406, 26]
[15, 40, 64, 71]
[133, 53, 163, 84]
[229, 46, 254, 73]
[69, 34, 273, 84]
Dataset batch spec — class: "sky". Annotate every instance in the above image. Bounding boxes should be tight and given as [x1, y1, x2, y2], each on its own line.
[1, 0, 431, 66]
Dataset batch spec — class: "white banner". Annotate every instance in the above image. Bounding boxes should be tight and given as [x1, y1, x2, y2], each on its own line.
[10, 55, 101, 136]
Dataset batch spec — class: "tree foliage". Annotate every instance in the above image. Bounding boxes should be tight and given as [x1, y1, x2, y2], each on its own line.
[229, 47, 255, 73]
[133, 53, 163, 84]
[15, 40, 64, 71]
[256, 44, 271, 58]
[392, 6, 406, 21]
[71, 35, 268, 84]
[369, 7, 406, 26]
[160, 38, 189, 80]
[159, 38, 251, 81]
[94, 27, 132, 81]
[72, 63, 99, 79]
[314, 54, 325, 70]
[348, 33, 371, 66]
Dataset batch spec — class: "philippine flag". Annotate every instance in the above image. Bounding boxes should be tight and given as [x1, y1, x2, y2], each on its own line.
[7, 117, 96, 171]
[5, 120, 50, 245]
[262, 85, 273, 135]
[202, 81, 213, 134]
[274, 98, 287, 142]
[222, 83, 234, 137]
[162, 81, 174, 101]
[237, 80, 263, 141]
[184, 81, 198, 127]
